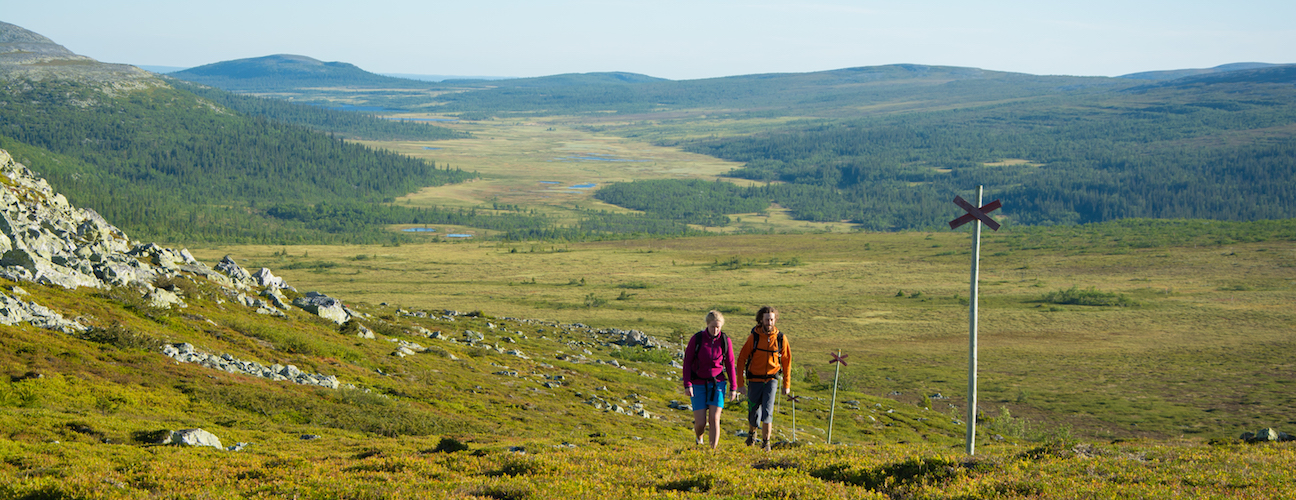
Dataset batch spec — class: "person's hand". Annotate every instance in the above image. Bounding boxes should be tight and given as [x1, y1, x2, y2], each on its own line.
[730, 391, 738, 401]
[782, 386, 791, 396]
[736, 386, 747, 395]
[685, 385, 694, 398]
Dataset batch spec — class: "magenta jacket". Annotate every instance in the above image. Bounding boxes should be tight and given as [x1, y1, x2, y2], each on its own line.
[682, 330, 737, 389]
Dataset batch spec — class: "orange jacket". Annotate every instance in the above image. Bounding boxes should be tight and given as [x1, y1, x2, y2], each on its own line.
[736, 326, 792, 390]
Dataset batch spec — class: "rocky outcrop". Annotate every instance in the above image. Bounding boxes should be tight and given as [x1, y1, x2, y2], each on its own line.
[0, 290, 84, 333]
[1241, 428, 1294, 443]
[0, 21, 158, 88]
[0, 148, 364, 391]
[0, 150, 208, 320]
[162, 343, 341, 389]
[0, 151, 136, 289]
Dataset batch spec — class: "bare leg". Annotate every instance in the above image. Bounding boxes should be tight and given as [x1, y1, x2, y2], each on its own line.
[761, 422, 774, 450]
[707, 407, 723, 449]
[692, 409, 707, 445]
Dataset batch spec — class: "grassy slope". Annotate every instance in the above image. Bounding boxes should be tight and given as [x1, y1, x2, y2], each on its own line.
[186, 222, 1296, 440]
[3, 223, 1295, 497]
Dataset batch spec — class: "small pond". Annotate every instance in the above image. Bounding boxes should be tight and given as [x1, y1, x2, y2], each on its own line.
[552, 152, 647, 163]
[387, 117, 460, 122]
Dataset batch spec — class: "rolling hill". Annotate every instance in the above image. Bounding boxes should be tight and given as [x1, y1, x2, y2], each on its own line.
[170, 54, 439, 91]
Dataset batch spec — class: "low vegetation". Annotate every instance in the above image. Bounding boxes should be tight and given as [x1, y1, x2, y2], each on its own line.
[1, 219, 1293, 497]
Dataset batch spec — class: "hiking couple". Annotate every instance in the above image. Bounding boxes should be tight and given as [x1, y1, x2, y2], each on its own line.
[681, 306, 792, 450]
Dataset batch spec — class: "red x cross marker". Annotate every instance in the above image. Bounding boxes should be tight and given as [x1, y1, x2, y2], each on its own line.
[949, 196, 1002, 231]
[828, 352, 849, 366]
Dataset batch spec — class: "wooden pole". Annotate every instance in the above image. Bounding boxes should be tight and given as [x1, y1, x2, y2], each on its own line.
[965, 186, 983, 456]
[827, 349, 842, 445]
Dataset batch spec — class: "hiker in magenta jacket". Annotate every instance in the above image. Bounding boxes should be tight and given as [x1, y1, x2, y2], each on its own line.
[682, 310, 738, 449]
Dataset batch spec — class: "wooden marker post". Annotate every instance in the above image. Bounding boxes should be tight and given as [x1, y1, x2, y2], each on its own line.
[826, 350, 848, 445]
[949, 186, 1001, 456]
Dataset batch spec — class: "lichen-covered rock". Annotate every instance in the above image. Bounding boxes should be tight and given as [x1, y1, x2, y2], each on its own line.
[167, 428, 223, 449]
[215, 255, 252, 283]
[293, 292, 351, 324]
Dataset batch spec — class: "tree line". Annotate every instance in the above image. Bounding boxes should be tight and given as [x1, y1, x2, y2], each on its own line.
[0, 78, 475, 243]
[171, 80, 468, 141]
[667, 84, 1296, 229]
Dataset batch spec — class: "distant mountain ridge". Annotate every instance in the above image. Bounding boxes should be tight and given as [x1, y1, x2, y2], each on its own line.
[171, 51, 1291, 95]
[1118, 62, 1286, 81]
[171, 54, 436, 91]
[1136, 64, 1296, 88]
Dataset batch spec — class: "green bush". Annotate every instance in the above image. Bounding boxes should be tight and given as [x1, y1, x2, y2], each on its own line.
[1040, 286, 1139, 307]
[154, 275, 201, 299]
[77, 322, 162, 351]
[610, 347, 673, 364]
[431, 437, 470, 453]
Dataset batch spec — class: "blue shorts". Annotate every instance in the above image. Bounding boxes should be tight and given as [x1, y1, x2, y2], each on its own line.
[690, 380, 727, 410]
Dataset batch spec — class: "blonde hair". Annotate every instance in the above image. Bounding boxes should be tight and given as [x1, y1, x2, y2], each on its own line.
[705, 310, 725, 325]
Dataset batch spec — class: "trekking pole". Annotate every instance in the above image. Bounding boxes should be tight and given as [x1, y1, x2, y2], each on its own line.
[826, 350, 848, 445]
[788, 394, 802, 442]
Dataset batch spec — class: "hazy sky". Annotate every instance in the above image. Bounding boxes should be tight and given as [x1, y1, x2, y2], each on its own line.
[6, 1, 1294, 80]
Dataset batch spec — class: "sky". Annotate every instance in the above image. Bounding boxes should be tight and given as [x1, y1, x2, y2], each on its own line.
[6, 0, 1294, 81]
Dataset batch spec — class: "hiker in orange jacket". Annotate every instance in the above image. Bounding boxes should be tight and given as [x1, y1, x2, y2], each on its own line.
[735, 306, 791, 450]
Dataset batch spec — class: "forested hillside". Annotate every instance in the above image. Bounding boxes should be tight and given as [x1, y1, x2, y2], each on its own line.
[694, 71, 1296, 228]
[591, 66, 1296, 229]
[0, 78, 475, 243]
[426, 65, 1128, 118]
[185, 55, 1295, 230]
[15, 18, 1296, 238]
[171, 80, 468, 141]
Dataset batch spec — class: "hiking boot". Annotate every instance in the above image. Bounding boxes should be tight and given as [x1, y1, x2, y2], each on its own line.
[745, 434, 754, 446]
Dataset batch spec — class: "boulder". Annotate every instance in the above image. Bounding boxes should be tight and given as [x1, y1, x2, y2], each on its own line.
[262, 288, 291, 310]
[293, 292, 350, 324]
[168, 428, 223, 449]
[252, 267, 290, 290]
[215, 255, 252, 282]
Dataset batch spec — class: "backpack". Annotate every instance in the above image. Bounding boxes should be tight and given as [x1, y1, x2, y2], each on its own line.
[744, 328, 785, 382]
[688, 330, 731, 383]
